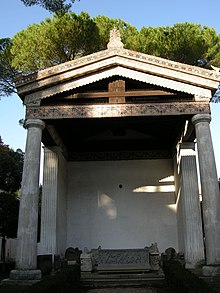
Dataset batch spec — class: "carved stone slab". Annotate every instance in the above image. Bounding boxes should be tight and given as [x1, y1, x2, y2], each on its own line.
[80, 252, 94, 272]
[91, 248, 151, 272]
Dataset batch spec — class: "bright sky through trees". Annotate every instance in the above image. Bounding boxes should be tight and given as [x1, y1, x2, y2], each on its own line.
[0, 0, 219, 176]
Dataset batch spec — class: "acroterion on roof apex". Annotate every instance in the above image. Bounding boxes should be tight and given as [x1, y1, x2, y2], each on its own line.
[107, 28, 124, 50]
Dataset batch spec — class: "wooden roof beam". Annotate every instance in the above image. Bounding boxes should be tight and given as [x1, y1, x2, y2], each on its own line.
[65, 90, 175, 99]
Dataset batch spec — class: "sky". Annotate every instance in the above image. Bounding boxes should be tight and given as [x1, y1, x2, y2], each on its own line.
[0, 0, 220, 177]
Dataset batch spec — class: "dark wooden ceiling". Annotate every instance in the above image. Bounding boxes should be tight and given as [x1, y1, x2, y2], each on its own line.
[42, 115, 194, 160]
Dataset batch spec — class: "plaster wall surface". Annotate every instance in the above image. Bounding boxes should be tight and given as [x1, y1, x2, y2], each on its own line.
[66, 159, 178, 253]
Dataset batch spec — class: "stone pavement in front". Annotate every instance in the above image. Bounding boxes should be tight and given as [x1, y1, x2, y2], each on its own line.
[87, 288, 157, 293]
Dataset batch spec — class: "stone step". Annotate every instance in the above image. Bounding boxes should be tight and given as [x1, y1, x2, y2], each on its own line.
[81, 279, 165, 288]
[81, 272, 165, 288]
[81, 272, 163, 279]
[200, 276, 220, 291]
[87, 287, 157, 293]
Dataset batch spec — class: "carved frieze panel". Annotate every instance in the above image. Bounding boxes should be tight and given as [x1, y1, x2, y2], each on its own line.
[26, 102, 210, 120]
[69, 150, 172, 161]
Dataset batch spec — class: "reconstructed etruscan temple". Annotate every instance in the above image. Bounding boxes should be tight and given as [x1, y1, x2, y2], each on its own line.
[8, 30, 220, 282]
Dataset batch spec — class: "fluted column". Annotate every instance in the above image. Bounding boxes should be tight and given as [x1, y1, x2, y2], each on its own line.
[179, 142, 204, 267]
[39, 147, 59, 255]
[192, 114, 220, 266]
[10, 119, 45, 281]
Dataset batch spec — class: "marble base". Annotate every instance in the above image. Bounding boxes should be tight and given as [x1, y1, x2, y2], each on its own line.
[80, 253, 93, 272]
[202, 266, 220, 276]
[185, 263, 196, 269]
[10, 269, 42, 280]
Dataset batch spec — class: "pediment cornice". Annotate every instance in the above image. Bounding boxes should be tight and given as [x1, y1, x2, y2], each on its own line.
[24, 66, 212, 105]
[16, 47, 220, 103]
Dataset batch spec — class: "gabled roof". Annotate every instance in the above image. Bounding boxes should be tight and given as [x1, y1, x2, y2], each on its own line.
[16, 29, 220, 104]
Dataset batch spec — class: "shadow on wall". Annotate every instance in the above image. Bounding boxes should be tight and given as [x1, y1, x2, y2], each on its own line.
[97, 175, 176, 220]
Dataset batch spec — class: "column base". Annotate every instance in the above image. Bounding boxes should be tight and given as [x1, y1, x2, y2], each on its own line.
[185, 263, 196, 269]
[202, 266, 220, 276]
[9, 269, 42, 281]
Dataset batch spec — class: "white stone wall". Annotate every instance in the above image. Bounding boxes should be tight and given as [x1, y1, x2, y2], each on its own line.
[66, 159, 178, 253]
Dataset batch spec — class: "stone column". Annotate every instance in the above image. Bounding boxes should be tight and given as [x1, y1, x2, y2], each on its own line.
[179, 142, 205, 267]
[10, 119, 45, 281]
[192, 114, 220, 267]
[39, 147, 59, 255]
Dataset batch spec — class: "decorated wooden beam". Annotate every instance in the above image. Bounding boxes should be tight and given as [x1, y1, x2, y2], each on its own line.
[26, 102, 210, 120]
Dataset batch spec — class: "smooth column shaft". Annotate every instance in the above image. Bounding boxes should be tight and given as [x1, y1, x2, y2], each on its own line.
[192, 114, 220, 265]
[15, 119, 45, 270]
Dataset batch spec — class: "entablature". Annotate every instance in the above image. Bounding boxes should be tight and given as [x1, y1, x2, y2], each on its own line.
[26, 101, 210, 120]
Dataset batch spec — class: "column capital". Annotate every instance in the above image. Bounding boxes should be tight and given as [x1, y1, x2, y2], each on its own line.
[25, 119, 45, 130]
[179, 142, 196, 157]
[192, 113, 211, 125]
[43, 146, 62, 153]
[180, 142, 196, 151]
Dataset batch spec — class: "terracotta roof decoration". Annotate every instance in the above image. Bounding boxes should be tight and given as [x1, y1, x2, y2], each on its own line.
[107, 28, 124, 50]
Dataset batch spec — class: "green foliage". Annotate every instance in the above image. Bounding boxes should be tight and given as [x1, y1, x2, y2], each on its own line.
[137, 26, 167, 57]
[0, 136, 24, 193]
[20, 0, 79, 13]
[11, 12, 100, 72]
[0, 192, 19, 272]
[0, 137, 23, 272]
[138, 23, 220, 66]
[11, 14, 220, 75]
[165, 23, 220, 66]
[0, 192, 19, 239]
[0, 13, 218, 100]
[0, 38, 18, 97]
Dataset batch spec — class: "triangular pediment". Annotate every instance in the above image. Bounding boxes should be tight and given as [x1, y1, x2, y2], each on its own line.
[16, 46, 220, 105]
